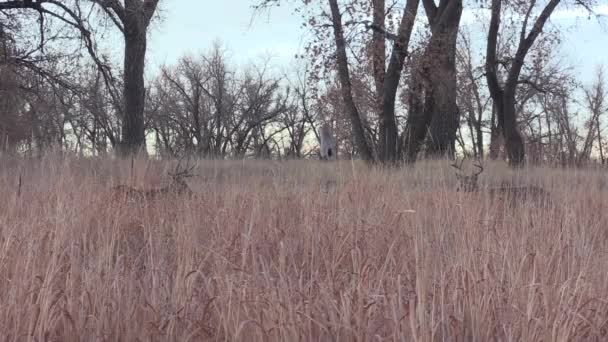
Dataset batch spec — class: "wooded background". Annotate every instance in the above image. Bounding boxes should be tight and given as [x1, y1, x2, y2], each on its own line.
[0, 0, 605, 167]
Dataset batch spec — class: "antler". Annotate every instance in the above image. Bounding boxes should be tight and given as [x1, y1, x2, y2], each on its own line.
[451, 157, 465, 173]
[451, 158, 484, 177]
[168, 156, 196, 180]
[473, 161, 484, 176]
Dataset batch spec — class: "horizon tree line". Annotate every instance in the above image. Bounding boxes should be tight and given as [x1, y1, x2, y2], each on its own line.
[0, 0, 606, 167]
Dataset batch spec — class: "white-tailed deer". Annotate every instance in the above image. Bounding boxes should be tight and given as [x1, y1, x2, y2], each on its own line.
[319, 123, 336, 161]
[111, 158, 196, 202]
[452, 158, 484, 192]
[451, 159, 551, 207]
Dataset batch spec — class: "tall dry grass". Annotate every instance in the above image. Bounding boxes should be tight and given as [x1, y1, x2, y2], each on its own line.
[0, 154, 607, 341]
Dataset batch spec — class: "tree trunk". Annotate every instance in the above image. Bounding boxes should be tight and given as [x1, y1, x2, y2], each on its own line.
[372, 0, 396, 163]
[402, 65, 433, 163]
[475, 111, 483, 158]
[120, 23, 147, 156]
[424, 0, 462, 158]
[488, 104, 501, 159]
[371, 0, 385, 111]
[501, 91, 525, 164]
[597, 116, 605, 164]
[379, 0, 419, 163]
[485, 0, 561, 167]
[328, 0, 374, 161]
[465, 108, 477, 158]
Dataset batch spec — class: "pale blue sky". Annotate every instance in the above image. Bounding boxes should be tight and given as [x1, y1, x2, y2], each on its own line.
[145, 1, 608, 83]
[147, 1, 303, 70]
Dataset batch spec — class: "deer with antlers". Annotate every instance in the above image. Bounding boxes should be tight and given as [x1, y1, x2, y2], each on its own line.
[111, 158, 197, 202]
[451, 159, 552, 207]
[452, 158, 485, 192]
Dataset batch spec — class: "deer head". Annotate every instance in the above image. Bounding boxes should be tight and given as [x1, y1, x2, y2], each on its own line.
[451, 158, 484, 192]
[167, 157, 196, 195]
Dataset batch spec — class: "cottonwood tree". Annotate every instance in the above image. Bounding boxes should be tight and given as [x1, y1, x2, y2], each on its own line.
[0, 0, 161, 156]
[484, 0, 593, 166]
[255, 0, 420, 163]
[69, 65, 122, 153]
[0, 19, 81, 154]
[229, 65, 290, 157]
[150, 47, 237, 157]
[531, 67, 606, 168]
[278, 102, 312, 158]
[326, 0, 376, 161]
[455, 28, 488, 159]
[515, 49, 577, 164]
[397, 0, 465, 162]
[537, 79, 579, 166]
[417, 0, 463, 158]
[455, 11, 578, 163]
[0, 26, 24, 152]
[148, 47, 291, 158]
[578, 65, 606, 165]
[156, 57, 214, 156]
[99, 0, 160, 156]
[280, 66, 319, 158]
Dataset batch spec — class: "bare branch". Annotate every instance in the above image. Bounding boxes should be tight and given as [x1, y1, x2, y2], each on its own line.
[90, 0, 125, 33]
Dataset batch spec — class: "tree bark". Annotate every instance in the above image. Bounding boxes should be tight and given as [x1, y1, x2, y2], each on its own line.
[423, 0, 463, 159]
[328, 0, 374, 161]
[120, 27, 147, 155]
[475, 102, 484, 158]
[372, 0, 389, 161]
[501, 90, 525, 164]
[485, 0, 560, 167]
[380, 0, 419, 163]
[597, 115, 604, 164]
[488, 104, 501, 159]
[402, 63, 433, 163]
[371, 0, 385, 110]
[115, 0, 159, 156]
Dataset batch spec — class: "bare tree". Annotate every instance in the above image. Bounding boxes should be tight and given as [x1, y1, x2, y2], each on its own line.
[229, 65, 289, 157]
[0, 20, 80, 154]
[456, 28, 488, 159]
[541, 88, 579, 166]
[71, 65, 121, 153]
[327, 0, 376, 161]
[256, 0, 420, 164]
[280, 67, 318, 158]
[455, 12, 578, 164]
[0, 26, 26, 153]
[578, 65, 607, 166]
[149, 46, 291, 159]
[485, 0, 570, 166]
[102, 0, 161, 156]
[420, 0, 463, 158]
[0, 0, 161, 156]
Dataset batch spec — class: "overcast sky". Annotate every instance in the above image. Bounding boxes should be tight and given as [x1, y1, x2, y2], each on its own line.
[145, 1, 608, 84]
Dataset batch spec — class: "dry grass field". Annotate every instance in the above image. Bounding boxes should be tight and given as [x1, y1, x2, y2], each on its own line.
[1, 154, 608, 341]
